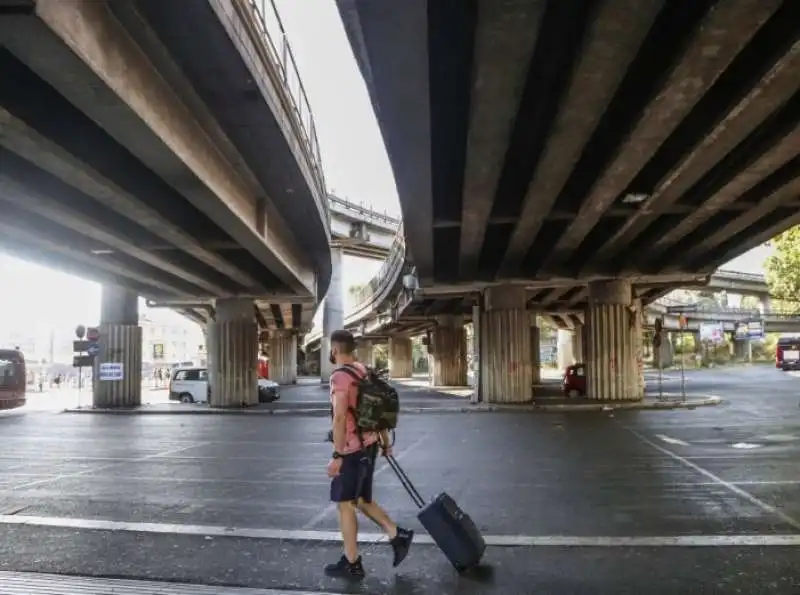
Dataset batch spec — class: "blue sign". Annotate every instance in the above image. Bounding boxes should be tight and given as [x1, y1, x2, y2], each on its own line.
[87, 343, 100, 357]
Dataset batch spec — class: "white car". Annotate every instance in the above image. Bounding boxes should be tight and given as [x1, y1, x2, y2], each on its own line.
[169, 367, 280, 404]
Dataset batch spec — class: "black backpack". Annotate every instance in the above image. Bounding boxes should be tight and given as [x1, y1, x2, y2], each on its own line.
[334, 364, 400, 433]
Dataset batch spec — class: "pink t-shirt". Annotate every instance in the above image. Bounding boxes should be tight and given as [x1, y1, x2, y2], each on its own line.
[330, 362, 378, 455]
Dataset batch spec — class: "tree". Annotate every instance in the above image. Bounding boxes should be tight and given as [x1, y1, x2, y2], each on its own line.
[765, 226, 800, 300]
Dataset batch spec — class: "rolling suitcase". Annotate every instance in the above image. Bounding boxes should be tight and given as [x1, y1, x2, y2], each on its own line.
[385, 454, 485, 572]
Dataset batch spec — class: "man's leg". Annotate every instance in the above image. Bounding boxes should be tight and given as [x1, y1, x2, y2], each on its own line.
[357, 446, 414, 567]
[325, 453, 366, 578]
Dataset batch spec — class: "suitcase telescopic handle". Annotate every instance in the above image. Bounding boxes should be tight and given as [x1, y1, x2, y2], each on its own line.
[385, 454, 426, 509]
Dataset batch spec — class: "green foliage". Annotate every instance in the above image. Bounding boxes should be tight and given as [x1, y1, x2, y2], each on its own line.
[765, 226, 800, 300]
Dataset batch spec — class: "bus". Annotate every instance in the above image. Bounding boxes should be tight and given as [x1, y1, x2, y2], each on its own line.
[0, 348, 26, 410]
[776, 336, 800, 371]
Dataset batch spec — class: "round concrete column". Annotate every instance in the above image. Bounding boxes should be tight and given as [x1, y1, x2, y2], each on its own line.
[269, 330, 298, 385]
[320, 247, 344, 382]
[431, 316, 467, 387]
[480, 286, 532, 403]
[586, 280, 639, 401]
[207, 298, 259, 407]
[388, 336, 413, 378]
[93, 286, 142, 408]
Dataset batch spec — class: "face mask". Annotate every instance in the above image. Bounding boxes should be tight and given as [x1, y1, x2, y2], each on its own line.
[328, 350, 336, 365]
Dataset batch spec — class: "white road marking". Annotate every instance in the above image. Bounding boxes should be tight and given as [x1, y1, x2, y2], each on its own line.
[731, 442, 763, 449]
[655, 434, 690, 446]
[301, 431, 433, 530]
[0, 571, 338, 594]
[0, 514, 799, 547]
[625, 428, 800, 531]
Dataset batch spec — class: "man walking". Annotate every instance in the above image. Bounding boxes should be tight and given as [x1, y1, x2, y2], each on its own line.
[325, 329, 414, 579]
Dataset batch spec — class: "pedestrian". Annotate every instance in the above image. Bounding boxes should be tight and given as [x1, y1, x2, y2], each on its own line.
[324, 329, 413, 579]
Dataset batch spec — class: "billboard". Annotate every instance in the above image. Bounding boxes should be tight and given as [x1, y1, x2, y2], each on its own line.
[699, 322, 724, 344]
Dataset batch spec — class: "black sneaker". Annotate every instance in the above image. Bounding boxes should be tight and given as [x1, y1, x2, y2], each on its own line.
[390, 527, 414, 567]
[324, 555, 365, 579]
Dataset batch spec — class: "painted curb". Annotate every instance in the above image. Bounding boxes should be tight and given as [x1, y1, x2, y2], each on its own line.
[62, 397, 722, 416]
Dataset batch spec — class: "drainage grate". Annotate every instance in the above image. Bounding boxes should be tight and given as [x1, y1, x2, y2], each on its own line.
[0, 572, 339, 595]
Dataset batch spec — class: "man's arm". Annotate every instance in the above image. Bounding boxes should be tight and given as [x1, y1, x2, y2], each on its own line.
[331, 376, 350, 453]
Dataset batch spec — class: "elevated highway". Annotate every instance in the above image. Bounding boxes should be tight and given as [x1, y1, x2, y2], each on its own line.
[328, 194, 399, 259]
[0, 0, 331, 405]
[332, 0, 800, 402]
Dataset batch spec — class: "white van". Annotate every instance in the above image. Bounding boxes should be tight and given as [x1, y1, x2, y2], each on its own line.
[169, 367, 209, 403]
[169, 366, 280, 404]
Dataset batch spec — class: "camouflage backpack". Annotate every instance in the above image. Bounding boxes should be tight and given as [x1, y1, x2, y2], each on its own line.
[335, 364, 400, 433]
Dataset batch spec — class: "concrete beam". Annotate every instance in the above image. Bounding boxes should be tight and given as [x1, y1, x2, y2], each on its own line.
[544, 0, 781, 270]
[0, 217, 184, 297]
[336, 0, 434, 283]
[0, 170, 231, 297]
[623, 34, 800, 264]
[458, 0, 543, 277]
[0, 105, 258, 292]
[7, 0, 315, 295]
[500, 0, 663, 274]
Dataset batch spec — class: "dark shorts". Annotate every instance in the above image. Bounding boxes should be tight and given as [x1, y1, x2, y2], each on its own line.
[330, 444, 378, 503]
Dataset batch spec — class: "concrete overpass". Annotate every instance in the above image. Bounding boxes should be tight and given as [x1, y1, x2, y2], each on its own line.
[331, 0, 800, 402]
[328, 194, 399, 259]
[0, 0, 331, 406]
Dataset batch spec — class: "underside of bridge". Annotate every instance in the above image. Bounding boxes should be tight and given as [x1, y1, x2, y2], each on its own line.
[339, 0, 800, 302]
[0, 0, 330, 333]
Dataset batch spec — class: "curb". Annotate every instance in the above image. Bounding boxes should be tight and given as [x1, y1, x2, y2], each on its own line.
[61, 397, 722, 416]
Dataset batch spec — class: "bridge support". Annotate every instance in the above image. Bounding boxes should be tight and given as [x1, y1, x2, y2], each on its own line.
[734, 338, 752, 362]
[479, 286, 532, 403]
[207, 298, 258, 407]
[388, 336, 413, 378]
[557, 323, 586, 371]
[585, 280, 641, 401]
[320, 247, 344, 382]
[269, 330, 298, 385]
[431, 316, 468, 387]
[654, 332, 674, 368]
[355, 339, 374, 366]
[531, 324, 541, 386]
[93, 285, 141, 408]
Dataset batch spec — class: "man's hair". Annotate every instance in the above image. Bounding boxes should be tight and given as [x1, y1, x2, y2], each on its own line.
[330, 329, 356, 354]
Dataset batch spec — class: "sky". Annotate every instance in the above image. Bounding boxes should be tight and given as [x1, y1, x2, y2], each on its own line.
[0, 1, 774, 338]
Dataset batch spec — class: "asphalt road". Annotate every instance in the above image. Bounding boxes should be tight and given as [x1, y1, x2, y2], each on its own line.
[0, 365, 798, 593]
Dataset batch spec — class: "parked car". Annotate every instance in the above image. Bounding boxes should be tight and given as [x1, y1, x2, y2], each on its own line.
[169, 367, 280, 404]
[258, 378, 280, 403]
[562, 363, 586, 398]
[169, 367, 209, 403]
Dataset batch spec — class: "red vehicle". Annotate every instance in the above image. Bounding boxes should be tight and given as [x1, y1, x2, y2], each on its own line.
[562, 363, 586, 398]
[0, 349, 26, 410]
[776, 337, 800, 371]
[258, 356, 269, 379]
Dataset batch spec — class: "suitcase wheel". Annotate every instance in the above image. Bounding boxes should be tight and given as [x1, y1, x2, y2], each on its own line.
[453, 563, 467, 574]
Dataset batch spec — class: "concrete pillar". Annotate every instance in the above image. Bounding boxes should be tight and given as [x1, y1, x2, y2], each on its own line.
[207, 298, 258, 407]
[269, 329, 298, 384]
[471, 303, 482, 401]
[530, 324, 541, 385]
[585, 280, 639, 401]
[480, 286, 532, 403]
[556, 329, 573, 370]
[573, 323, 585, 363]
[654, 332, 674, 368]
[388, 336, 413, 378]
[631, 298, 645, 400]
[93, 285, 141, 408]
[320, 247, 344, 382]
[760, 296, 771, 314]
[431, 315, 467, 387]
[355, 339, 373, 366]
[734, 338, 752, 362]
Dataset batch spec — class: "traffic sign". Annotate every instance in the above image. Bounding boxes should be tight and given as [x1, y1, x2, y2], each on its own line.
[666, 304, 698, 314]
[99, 362, 124, 381]
[73, 340, 90, 352]
[153, 343, 164, 360]
[75, 325, 86, 340]
[86, 327, 100, 342]
[87, 343, 100, 357]
[73, 355, 94, 368]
